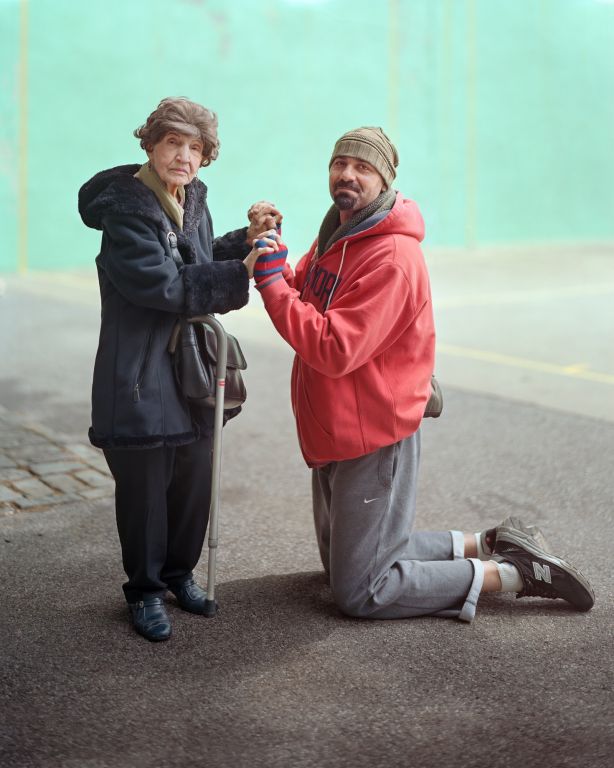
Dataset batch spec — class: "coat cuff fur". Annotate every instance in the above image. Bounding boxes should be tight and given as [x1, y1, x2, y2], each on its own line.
[212, 227, 251, 261]
[183, 260, 249, 316]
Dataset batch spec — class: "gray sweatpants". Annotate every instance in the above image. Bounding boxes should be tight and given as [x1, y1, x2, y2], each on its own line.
[312, 430, 484, 622]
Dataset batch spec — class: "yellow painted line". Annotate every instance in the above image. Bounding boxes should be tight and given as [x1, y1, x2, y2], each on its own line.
[438, 343, 614, 385]
[18, 0, 29, 273]
[9, 278, 614, 381]
[434, 282, 614, 308]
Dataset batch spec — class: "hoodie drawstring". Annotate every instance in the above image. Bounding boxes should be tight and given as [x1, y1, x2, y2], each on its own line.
[324, 240, 347, 313]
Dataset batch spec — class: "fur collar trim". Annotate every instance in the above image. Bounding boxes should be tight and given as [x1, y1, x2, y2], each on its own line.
[78, 164, 207, 235]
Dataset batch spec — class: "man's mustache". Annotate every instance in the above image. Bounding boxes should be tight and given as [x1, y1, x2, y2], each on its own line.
[334, 182, 361, 194]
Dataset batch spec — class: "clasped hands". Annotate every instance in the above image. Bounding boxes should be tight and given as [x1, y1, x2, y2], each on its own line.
[243, 200, 287, 283]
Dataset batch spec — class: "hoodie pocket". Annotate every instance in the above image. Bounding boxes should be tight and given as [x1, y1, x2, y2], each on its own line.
[377, 442, 399, 489]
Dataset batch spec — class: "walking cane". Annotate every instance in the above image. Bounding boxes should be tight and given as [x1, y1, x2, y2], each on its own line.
[188, 314, 228, 618]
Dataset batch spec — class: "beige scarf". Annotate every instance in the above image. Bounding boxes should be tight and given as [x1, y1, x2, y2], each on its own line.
[134, 162, 186, 230]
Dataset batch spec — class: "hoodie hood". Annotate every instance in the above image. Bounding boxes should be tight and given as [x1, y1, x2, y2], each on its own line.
[78, 164, 207, 235]
[311, 192, 425, 267]
[296, 191, 426, 317]
[344, 192, 425, 246]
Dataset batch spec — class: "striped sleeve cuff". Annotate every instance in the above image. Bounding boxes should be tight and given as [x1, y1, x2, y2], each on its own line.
[255, 273, 284, 291]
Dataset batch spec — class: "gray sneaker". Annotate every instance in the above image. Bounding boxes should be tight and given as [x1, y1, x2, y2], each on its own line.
[494, 529, 595, 611]
[480, 515, 549, 557]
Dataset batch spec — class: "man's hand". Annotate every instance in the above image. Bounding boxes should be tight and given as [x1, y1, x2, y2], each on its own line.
[243, 230, 279, 279]
[246, 201, 282, 244]
[253, 237, 288, 286]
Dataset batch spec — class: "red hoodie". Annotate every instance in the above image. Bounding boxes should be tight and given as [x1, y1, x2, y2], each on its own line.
[257, 192, 435, 467]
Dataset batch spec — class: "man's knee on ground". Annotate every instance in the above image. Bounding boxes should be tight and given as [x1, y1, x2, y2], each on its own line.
[331, 581, 372, 618]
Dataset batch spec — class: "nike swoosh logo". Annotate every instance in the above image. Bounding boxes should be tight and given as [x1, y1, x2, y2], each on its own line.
[363, 498, 379, 504]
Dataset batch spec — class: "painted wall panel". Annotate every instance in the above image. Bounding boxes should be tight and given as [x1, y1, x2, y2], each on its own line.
[1, 0, 612, 271]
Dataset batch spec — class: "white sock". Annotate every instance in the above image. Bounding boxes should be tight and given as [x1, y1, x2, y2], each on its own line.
[494, 560, 524, 593]
[474, 532, 490, 561]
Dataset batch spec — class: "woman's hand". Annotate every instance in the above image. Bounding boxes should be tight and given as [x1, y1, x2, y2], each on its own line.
[246, 201, 282, 244]
[243, 230, 279, 279]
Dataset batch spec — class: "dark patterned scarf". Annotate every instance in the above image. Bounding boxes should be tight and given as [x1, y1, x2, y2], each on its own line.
[317, 188, 396, 256]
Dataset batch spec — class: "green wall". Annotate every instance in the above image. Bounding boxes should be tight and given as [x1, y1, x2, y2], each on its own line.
[1, 0, 613, 272]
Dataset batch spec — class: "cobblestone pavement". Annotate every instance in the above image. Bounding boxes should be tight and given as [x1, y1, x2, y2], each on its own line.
[0, 406, 113, 516]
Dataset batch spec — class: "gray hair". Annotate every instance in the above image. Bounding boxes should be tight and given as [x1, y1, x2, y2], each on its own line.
[134, 97, 220, 167]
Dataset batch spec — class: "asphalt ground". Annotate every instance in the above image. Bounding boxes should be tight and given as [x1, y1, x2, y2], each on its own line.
[1, 243, 613, 768]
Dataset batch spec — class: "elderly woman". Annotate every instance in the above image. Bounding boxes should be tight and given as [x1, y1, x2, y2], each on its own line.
[78, 97, 280, 642]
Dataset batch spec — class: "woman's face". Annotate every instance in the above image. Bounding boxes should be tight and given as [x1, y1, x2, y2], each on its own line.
[147, 131, 204, 194]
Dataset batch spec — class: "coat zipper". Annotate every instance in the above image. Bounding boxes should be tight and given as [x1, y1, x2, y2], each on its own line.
[133, 326, 155, 402]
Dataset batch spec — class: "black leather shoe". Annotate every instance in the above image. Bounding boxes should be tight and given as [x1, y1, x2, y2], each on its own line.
[128, 597, 172, 641]
[169, 578, 208, 614]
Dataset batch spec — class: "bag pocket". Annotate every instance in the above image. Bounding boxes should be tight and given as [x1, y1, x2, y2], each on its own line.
[424, 375, 443, 418]
[168, 319, 247, 412]
[201, 325, 247, 409]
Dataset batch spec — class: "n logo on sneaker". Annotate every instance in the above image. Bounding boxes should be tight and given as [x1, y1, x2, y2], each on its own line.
[532, 561, 552, 583]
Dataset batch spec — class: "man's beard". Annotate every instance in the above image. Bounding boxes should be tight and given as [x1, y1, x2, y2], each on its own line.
[333, 192, 356, 210]
[333, 183, 361, 211]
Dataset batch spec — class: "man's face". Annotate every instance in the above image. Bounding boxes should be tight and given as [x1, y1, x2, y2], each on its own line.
[329, 156, 385, 214]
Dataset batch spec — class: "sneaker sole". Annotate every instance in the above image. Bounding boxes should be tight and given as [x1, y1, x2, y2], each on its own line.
[495, 530, 595, 611]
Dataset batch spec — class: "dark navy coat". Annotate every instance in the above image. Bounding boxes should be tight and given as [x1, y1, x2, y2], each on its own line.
[78, 164, 250, 449]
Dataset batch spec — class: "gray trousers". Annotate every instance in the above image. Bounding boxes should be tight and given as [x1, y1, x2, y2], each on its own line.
[312, 431, 484, 622]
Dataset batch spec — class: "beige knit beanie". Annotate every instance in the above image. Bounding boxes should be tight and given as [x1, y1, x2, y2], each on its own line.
[329, 127, 399, 187]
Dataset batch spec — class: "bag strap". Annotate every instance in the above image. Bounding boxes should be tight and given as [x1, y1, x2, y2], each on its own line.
[168, 320, 181, 353]
[162, 214, 244, 371]
[167, 231, 183, 267]
[161, 211, 183, 268]
[163, 214, 184, 350]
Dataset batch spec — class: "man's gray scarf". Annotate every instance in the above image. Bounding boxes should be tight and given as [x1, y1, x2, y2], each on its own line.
[317, 188, 397, 256]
